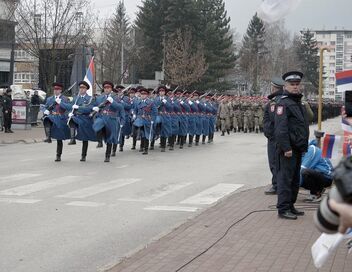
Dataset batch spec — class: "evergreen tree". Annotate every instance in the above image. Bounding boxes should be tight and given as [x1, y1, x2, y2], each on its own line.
[240, 13, 266, 94]
[295, 30, 319, 89]
[196, 0, 236, 90]
[101, 1, 132, 83]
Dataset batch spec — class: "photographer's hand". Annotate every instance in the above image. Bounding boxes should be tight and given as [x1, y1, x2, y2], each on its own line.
[329, 199, 352, 233]
[284, 150, 292, 157]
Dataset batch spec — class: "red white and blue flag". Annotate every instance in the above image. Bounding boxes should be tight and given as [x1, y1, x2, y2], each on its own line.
[83, 56, 95, 96]
[322, 134, 341, 159]
[343, 131, 352, 157]
[336, 70, 352, 93]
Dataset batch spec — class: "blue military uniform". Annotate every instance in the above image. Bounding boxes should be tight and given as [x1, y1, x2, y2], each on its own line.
[178, 96, 190, 148]
[154, 94, 173, 152]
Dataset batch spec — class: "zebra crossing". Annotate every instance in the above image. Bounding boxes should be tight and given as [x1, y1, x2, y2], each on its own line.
[0, 172, 244, 211]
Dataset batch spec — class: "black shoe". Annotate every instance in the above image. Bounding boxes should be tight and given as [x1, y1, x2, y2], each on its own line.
[179, 145, 183, 149]
[8, 129, 14, 133]
[264, 187, 277, 195]
[161, 148, 166, 152]
[44, 138, 52, 143]
[291, 207, 305, 216]
[80, 156, 86, 162]
[142, 149, 148, 155]
[111, 152, 116, 157]
[131, 146, 136, 150]
[55, 155, 61, 162]
[104, 156, 110, 162]
[68, 139, 76, 145]
[150, 146, 154, 150]
[221, 132, 225, 136]
[169, 146, 174, 151]
[97, 142, 103, 148]
[195, 142, 199, 146]
[119, 147, 123, 152]
[227, 129, 230, 135]
[278, 211, 297, 220]
[188, 143, 192, 147]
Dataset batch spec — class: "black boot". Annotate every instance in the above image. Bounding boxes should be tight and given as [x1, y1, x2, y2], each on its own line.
[96, 130, 103, 148]
[105, 144, 112, 162]
[119, 136, 124, 152]
[176, 135, 180, 145]
[202, 135, 206, 144]
[195, 135, 200, 146]
[80, 141, 88, 161]
[169, 136, 175, 151]
[188, 135, 193, 147]
[150, 140, 155, 150]
[142, 139, 149, 155]
[68, 126, 76, 145]
[131, 137, 137, 150]
[55, 140, 63, 162]
[160, 137, 166, 152]
[111, 144, 117, 157]
[221, 131, 225, 136]
[139, 138, 144, 152]
[227, 129, 230, 135]
[44, 124, 52, 143]
[180, 135, 184, 149]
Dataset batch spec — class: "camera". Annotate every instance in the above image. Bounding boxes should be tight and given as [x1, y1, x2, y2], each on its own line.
[314, 156, 352, 233]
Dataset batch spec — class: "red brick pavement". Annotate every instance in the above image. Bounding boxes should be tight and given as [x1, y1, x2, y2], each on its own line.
[107, 188, 351, 272]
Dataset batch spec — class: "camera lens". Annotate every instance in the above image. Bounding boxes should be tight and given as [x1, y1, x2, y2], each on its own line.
[314, 187, 343, 233]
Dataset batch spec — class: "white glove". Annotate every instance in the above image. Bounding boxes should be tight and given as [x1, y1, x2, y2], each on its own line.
[132, 114, 136, 120]
[107, 97, 114, 103]
[72, 104, 79, 110]
[188, 101, 193, 105]
[151, 121, 154, 125]
[162, 99, 167, 104]
[68, 112, 74, 118]
[180, 101, 184, 105]
[44, 110, 50, 115]
[55, 98, 61, 104]
[93, 107, 99, 112]
[204, 103, 207, 106]
[120, 124, 123, 128]
[196, 100, 200, 104]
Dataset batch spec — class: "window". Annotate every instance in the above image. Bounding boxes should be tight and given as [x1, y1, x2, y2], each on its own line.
[336, 53, 343, 58]
[14, 50, 36, 61]
[345, 34, 352, 39]
[330, 77, 335, 81]
[330, 56, 335, 60]
[331, 41, 336, 46]
[14, 72, 35, 83]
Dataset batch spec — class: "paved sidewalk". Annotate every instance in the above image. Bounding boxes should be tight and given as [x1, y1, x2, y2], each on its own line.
[0, 125, 44, 144]
[107, 187, 351, 272]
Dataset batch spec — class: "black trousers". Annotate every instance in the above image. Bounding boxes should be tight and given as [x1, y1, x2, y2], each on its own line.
[276, 149, 302, 214]
[301, 169, 332, 195]
[267, 139, 277, 190]
[3, 111, 12, 130]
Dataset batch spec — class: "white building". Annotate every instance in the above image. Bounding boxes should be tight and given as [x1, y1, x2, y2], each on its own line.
[310, 29, 352, 101]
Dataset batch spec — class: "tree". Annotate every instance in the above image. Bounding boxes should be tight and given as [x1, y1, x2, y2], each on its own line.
[98, 1, 135, 84]
[295, 29, 319, 90]
[240, 13, 266, 95]
[196, 0, 236, 90]
[165, 28, 207, 87]
[13, 0, 95, 94]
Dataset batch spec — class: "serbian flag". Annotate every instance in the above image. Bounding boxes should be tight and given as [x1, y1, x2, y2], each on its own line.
[257, 0, 302, 23]
[321, 134, 341, 159]
[342, 117, 352, 133]
[343, 131, 352, 157]
[83, 56, 95, 96]
[336, 70, 352, 93]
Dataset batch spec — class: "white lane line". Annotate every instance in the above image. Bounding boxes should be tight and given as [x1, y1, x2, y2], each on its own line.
[66, 201, 105, 207]
[144, 206, 199, 212]
[0, 176, 79, 196]
[116, 165, 128, 169]
[0, 198, 42, 204]
[118, 182, 193, 203]
[19, 159, 35, 162]
[57, 178, 140, 199]
[0, 173, 42, 184]
[180, 183, 244, 205]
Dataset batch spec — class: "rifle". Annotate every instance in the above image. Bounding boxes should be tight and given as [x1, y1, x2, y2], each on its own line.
[46, 82, 77, 112]
[171, 86, 179, 94]
[199, 91, 211, 99]
[89, 93, 116, 118]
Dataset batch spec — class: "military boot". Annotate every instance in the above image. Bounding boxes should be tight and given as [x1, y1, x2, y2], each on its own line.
[68, 127, 76, 145]
[142, 139, 149, 155]
[111, 144, 117, 157]
[104, 144, 112, 162]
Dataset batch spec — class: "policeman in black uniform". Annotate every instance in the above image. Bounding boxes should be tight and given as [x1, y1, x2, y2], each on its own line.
[263, 77, 284, 195]
[275, 71, 309, 220]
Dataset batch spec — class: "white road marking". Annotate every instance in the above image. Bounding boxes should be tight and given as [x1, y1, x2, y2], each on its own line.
[0, 198, 42, 204]
[144, 206, 199, 212]
[180, 183, 244, 205]
[66, 201, 105, 207]
[118, 182, 193, 202]
[0, 176, 79, 196]
[116, 165, 128, 169]
[57, 178, 140, 199]
[0, 173, 42, 184]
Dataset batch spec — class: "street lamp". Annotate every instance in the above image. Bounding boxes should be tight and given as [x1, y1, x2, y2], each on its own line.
[315, 46, 330, 147]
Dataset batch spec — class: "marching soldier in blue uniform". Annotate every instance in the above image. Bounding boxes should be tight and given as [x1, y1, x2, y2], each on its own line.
[275, 71, 309, 220]
[132, 88, 157, 155]
[187, 92, 197, 147]
[192, 92, 203, 146]
[263, 77, 284, 194]
[199, 94, 210, 144]
[167, 90, 181, 151]
[43, 82, 70, 162]
[91, 81, 125, 162]
[61, 81, 96, 162]
[154, 86, 173, 152]
[207, 95, 217, 143]
[110, 85, 126, 156]
[176, 90, 189, 149]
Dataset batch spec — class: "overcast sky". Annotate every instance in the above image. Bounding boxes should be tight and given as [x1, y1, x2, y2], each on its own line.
[92, 0, 352, 36]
